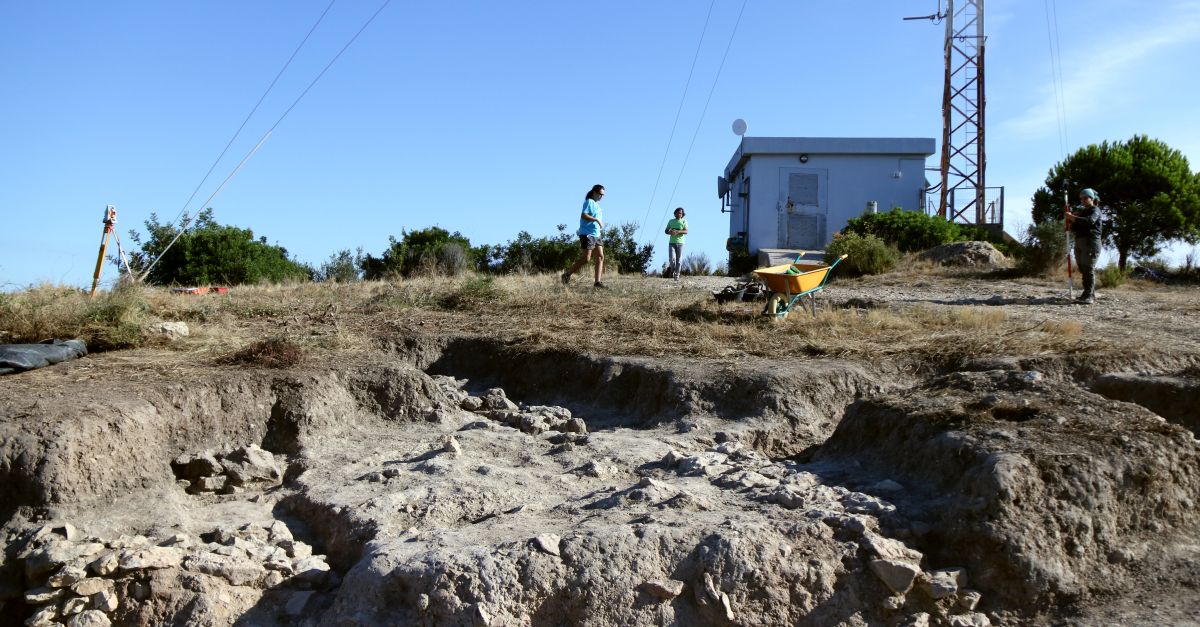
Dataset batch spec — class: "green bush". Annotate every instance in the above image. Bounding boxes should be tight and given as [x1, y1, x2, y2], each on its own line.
[601, 222, 654, 274]
[1017, 220, 1068, 276]
[843, 210, 963, 252]
[1097, 263, 1130, 288]
[360, 227, 475, 279]
[126, 209, 311, 286]
[824, 233, 899, 276]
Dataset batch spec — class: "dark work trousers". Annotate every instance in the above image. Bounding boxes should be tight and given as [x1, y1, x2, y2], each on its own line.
[1074, 236, 1100, 297]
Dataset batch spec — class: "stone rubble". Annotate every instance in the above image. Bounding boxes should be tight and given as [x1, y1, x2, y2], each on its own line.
[15, 518, 335, 625]
[170, 444, 282, 495]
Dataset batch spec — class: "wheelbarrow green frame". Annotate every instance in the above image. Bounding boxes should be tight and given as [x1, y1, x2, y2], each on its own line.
[752, 254, 848, 319]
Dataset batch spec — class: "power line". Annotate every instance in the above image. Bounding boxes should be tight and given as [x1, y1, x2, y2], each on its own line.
[140, 0, 392, 281]
[634, 0, 717, 244]
[651, 0, 749, 243]
[1043, 0, 1068, 158]
[170, 0, 338, 230]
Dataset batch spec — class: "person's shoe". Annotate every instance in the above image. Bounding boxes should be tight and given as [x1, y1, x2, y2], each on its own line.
[561, 272, 571, 285]
[593, 282, 607, 289]
[1077, 292, 1094, 304]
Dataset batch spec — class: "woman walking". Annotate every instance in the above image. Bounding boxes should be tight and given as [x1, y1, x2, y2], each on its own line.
[665, 207, 688, 280]
[562, 184, 606, 288]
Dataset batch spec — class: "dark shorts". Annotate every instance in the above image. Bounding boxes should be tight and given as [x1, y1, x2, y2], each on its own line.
[579, 235, 601, 251]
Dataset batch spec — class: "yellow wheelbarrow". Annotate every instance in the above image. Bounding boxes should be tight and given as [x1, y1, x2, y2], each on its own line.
[752, 254, 848, 319]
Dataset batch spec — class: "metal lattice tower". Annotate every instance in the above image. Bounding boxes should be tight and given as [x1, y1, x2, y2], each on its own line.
[938, 0, 988, 223]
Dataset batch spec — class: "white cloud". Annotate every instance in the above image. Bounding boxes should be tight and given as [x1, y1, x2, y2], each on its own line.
[1000, 5, 1200, 140]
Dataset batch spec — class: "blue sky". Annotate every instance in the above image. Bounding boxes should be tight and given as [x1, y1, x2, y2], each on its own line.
[3, 1, 1199, 289]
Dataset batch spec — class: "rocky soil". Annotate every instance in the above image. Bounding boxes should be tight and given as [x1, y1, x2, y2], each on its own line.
[2, 271, 1199, 626]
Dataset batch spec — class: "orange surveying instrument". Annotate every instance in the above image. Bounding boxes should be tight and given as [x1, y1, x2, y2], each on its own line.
[89, 205, 133, 297]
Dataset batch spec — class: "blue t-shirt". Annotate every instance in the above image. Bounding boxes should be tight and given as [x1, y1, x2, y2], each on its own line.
[577, 198, 602, 237]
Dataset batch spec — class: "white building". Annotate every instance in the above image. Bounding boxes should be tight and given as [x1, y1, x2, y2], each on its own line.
[720, 137, 936, 261]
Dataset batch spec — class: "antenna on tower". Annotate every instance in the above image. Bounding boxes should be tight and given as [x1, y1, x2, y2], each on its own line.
[902, 0, 945, 22]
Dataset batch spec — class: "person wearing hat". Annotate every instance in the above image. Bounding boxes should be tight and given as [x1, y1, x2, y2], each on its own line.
[1066, 188, 1103, 304]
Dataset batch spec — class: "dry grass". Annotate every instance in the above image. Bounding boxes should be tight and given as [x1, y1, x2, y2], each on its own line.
[4, 269, 1190, 367]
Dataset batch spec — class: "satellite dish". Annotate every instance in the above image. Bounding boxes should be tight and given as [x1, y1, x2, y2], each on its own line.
[731, 118, 747, 136]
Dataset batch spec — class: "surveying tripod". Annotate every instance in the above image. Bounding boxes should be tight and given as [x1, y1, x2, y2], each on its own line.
[89, 205, 133, 297]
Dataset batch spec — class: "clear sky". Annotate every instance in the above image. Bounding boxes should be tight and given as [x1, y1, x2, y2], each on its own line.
[3, 0, 1198, 289]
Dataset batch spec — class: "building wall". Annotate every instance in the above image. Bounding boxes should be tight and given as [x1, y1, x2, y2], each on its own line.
[728, 153, 929, 253]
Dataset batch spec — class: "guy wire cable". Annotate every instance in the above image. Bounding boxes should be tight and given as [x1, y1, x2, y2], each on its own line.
[650, 0, 749, 245]
[634, 0, 717, 244]
[1043, 0, 1068, 158]
[169, 0, 338, 232]
[141, 0, 392, 281]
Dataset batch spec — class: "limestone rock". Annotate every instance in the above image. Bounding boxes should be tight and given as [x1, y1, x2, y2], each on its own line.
[91, 589, 119, 612]
[869, 559, 921, 595]
[88, 551, 120, 576]
[919, 567, 967, 600]
[24, 586, 64, 605]
[118, 546, 184, 571]
[171, 451, 223, 481]
[482, 388, 518, 411]
[293, 556, 332, 587]
[148, 321, 190, 338]
[222, 444, 281, 486]
[460, 396, 484, 412]
[947, 612, 992, 627]
[71, 578, 114, 597]
[443, 436, 462, 456]
[24, 605, 58, 627]
[959, 589, 982, 611]
[66, 609, 113, 627]
[267, 520, 293, 544]
[47, 565, 87, 588]
[62, 596, 89, 616]
[639, 579, 685, 599]
[531, 535, 561, 557]
[182, 552, 267, 587]
[25, 541, 106, 581]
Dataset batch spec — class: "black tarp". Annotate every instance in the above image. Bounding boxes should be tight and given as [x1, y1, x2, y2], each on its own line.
[0, 339, 88, 375]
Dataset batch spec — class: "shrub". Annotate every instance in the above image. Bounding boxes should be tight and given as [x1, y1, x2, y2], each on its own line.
[681, 251, 712, 276]
[824, 233, 899, 276]
[126, 208, 311, 286]
[486, 226, 577, 274]
[843, 210, 963, 252]
[222, 337, 304, 368]
[1097, 263, 1130, 288]
[1017, 221, 1068, 276]
[440, 276, 500, 309]
[314, 249, 362, 282]
[727, 247, 757, 276]
[601, 222, 654, 275]
[360, 227, 475, 279]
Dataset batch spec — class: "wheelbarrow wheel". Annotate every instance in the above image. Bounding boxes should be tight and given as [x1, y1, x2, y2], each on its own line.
[765, 293, 790, 319]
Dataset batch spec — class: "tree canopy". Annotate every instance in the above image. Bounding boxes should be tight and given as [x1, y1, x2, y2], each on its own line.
[1031, 135, 1200, 269]
[125, 208, 311, 285]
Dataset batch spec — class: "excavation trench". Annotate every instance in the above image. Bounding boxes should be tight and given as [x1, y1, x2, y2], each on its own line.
[2, 336, 1199, 625]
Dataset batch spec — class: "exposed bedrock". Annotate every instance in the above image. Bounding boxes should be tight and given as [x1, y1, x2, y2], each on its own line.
[809, 368, 1200, 612]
